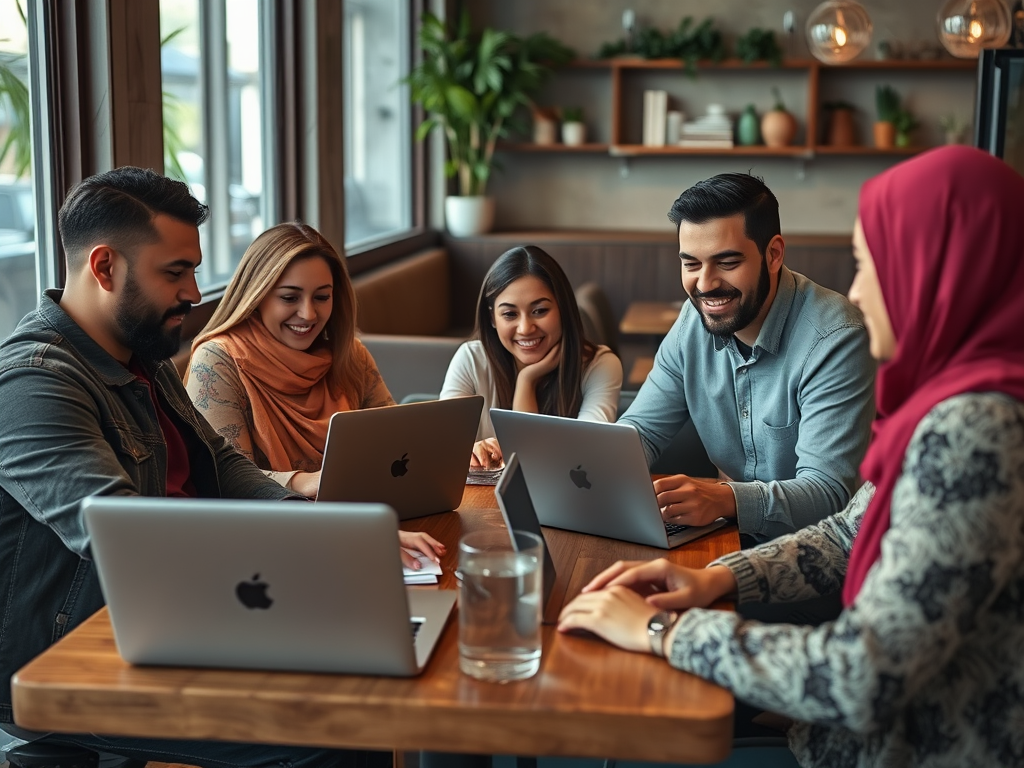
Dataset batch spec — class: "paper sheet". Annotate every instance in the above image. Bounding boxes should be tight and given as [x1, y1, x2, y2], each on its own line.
[402, 548, 443, 584]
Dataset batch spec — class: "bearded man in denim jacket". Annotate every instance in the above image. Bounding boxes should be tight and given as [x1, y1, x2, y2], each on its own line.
[0, 168, 388, 768]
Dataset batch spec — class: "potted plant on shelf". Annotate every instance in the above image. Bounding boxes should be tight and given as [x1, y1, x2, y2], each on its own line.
[761, 87, 798, 147]
[596, 16, 726, 75]
[735, 27, 784, 67]
[560, 106, 586, 146]
[532, 106, 559, 146]
[939, 114, 967, 145]
[875, 85, 900, 149]
[406, 10, 574, 237]
[893, 109, 919, 148]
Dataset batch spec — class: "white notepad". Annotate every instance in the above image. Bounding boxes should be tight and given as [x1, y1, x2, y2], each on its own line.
[402, 549, 443, 584]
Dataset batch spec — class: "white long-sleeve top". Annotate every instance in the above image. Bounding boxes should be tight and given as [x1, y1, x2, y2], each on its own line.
[440, 339, 622, 441]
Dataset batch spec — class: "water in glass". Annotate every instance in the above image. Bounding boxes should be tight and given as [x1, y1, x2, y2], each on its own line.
[458, 530, 542, 682]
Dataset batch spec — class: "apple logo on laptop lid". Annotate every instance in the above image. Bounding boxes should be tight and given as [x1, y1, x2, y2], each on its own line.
[569, 464, 591, 489]
[391, 453, 410, 477]
[236, 574, 273, 609]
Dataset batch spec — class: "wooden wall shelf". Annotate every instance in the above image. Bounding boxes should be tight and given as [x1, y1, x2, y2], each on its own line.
[501, 56, 978, 160]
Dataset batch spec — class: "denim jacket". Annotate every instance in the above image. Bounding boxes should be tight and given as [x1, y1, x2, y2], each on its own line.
[0, 291, 295, 724]
[620, 268, 876, 541]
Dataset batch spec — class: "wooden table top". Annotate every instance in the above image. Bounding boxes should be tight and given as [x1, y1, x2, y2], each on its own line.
[619, 300, 683, 336]
[13, 485, 740, 764]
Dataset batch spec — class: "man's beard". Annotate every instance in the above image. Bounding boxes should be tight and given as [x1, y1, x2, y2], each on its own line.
[115, 269, 191, 360]
[688, 256, 770, 339]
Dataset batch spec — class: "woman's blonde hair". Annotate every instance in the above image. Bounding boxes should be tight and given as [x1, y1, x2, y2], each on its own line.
[189, 222, 362, 401]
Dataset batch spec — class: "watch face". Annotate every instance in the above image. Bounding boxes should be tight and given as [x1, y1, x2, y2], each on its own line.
[648, 611, 674, 632]
[648, 611, 676, 656]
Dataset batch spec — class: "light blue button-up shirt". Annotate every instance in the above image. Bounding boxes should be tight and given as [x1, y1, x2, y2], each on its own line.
[619, 267, 875, 541]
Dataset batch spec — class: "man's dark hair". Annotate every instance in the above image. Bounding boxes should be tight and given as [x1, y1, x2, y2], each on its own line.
[667, 173, 780, 257]
[58, 166, 210, 271]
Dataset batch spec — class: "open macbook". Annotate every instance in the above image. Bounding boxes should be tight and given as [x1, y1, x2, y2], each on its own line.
[317, 395, 483, 519]
[82, 496, 456, 675]
[490, 410, 729, 549]
[494, 452, 558, 618]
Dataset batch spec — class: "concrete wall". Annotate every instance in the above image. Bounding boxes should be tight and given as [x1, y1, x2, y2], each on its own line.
[466, 0, 978, 235]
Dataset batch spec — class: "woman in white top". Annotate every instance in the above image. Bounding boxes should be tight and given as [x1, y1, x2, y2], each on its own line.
[441, 245, 622, 468]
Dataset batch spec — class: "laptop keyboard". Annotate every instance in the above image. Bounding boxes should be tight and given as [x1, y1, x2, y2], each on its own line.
[410, 618, 425, 638]
[665, 522, 690, 536]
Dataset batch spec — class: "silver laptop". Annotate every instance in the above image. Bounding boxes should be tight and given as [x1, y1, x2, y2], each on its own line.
[494, 453, 557, 618]
[490, 410, 729, 549]
[316, 395, 483, 519]
[82, 496, 456, 675]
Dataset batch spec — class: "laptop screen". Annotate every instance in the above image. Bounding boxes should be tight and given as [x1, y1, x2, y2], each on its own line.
[496, 453, 557, 610]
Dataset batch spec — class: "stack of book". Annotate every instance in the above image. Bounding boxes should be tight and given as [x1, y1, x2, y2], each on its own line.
[679, 105, 734, 149]
[642, 90, 668, 146]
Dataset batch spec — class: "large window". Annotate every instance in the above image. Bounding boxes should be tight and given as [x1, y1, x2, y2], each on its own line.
[0, 0, 35, 339]
[343, 0, 413, 250]
[160, 0, 264, 289]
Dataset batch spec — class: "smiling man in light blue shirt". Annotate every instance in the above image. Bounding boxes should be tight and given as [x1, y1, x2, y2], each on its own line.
[619, 173, 875, 543]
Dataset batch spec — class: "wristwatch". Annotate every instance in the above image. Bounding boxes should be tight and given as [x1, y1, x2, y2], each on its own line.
[647, 610, 679, 657]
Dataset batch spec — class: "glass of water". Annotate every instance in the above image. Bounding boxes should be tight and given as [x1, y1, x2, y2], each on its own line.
[458, 529, 543, 682]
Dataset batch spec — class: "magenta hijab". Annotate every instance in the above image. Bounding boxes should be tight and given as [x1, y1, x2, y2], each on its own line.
[843, 146, 1024, 606]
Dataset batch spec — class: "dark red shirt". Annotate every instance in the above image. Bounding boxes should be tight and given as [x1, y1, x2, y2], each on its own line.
[129, 360, 196, 497]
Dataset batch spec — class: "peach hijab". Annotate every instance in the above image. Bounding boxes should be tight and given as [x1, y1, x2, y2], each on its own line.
[212, 317, 349, 471]
[842, 146, 1024, 605]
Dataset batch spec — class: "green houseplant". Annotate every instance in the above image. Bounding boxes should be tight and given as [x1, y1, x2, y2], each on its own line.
[735, 27, 783, 67]
[0, 1, 30, 178]
[406, 10, 573, 235]
[893, 109, 919, 148]
[597, 16, 725, 75]
[874, 85, 900, 149]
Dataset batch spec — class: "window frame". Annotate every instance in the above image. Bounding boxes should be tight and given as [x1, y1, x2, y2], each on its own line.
[20, 0, 434, 323]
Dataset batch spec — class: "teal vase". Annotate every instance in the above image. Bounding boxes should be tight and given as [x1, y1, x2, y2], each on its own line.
[737, 104, 761, 146]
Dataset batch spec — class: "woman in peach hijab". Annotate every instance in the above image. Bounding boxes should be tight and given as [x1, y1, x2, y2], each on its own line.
[186, 222, 442, 568]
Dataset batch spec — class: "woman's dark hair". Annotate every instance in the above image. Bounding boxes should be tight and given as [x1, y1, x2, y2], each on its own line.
[475, 245, 595, 417]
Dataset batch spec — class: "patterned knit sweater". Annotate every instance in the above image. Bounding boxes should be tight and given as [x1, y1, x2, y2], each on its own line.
[668, 392, 1024, 767]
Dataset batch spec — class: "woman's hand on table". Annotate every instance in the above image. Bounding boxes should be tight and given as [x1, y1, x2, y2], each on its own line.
[470, 438, 503, 469]
[557, 585, 659, 652]
[557, 560, 737, 652]
[582, 559, 737, 611]
[399, 530, 446, 569]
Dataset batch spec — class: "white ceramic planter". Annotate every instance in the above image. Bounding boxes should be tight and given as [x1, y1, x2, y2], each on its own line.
[445, 196, 495, 237]
[561, 121, 586, 146]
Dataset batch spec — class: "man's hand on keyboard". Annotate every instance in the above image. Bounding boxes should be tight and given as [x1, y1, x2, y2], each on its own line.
[654, 474, 736, 528]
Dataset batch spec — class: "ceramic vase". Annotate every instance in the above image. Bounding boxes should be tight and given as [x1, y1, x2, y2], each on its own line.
[873, 121, 896, 149]
[736, 104, 761, 146]
[827, 108, 857, 147]
[561, 121, 586, 146]
[445, 196, 495, 237]
[533, 117, 557, 146]
[761, 109, 797, 147]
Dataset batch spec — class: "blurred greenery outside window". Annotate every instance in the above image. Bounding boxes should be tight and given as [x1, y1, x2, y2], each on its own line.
[160, 0, 264, 290]
[0, 0, 36, 339]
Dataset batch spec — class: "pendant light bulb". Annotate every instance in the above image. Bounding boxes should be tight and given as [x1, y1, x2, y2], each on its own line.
[937, 0, 1012, 58]
[805, 1, 873, 64]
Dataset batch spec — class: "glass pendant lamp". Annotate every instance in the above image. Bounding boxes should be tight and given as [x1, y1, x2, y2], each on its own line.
[937, 0, 1012, 58]
[805, 0, 873, 64]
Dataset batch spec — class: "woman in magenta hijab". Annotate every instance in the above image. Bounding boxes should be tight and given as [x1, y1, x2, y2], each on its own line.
[557, 146, 1024, 767]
